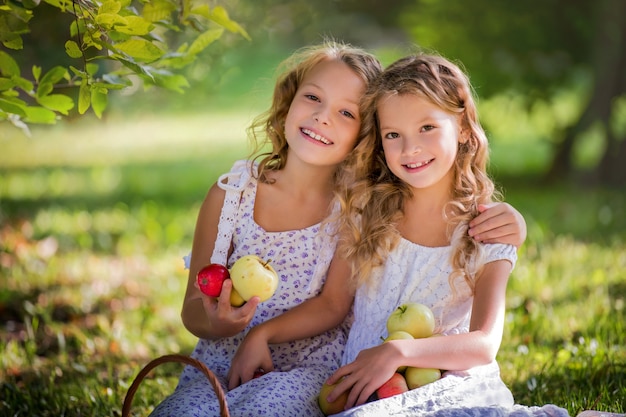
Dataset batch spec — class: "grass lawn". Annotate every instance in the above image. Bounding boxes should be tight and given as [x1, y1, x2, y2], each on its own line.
[1, 113, 625, 416]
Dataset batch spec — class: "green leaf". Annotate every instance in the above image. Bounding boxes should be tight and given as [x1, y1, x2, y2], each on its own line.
[65, 40, 82, 58]
[205, 6, 250, 40]
[116, 58, 155, 82]
[0, 51, 20, 77]
[40, 66, 68, 87]
[115, 39, 164, 62]
[101, 73, 133, 88]
[78, 79, 91, 114]
[32, 65, 41, 82]
[86, 63, 99, 76]
[91, 87, 108, 118]
[143, 0, 176, 23]
[1, 34, 24, 50]
[69, 65, 87, 78]
[115, 15, 154, 35]
[95, 12, 126, 29]
[0, 97, 27, 117]
[0, 77, 15, 91]
[152, 70, 189, 93]
[36, 93, 74, 115]
[187, 28, 223, 56]
[11, 75, 33, 92]
[23, 105, 57, 124]
[98, 0, 121, 15]
[37, 66, 68, 98]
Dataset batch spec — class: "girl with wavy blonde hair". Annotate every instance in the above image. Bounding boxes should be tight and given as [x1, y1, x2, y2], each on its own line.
[231, 52, 535, 416]
[337, 53, 496, 292]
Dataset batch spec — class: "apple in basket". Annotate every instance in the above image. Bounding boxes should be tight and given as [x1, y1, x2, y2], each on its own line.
[386, 302, 435, 339]
[229, 255, 279, 302]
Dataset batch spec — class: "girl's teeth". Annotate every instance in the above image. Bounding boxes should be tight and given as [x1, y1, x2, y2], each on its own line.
[302, 129, 331, 144]
[406, 160, 430, 168]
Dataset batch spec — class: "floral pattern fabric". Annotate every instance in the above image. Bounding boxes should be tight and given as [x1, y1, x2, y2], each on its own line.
[334, 239, 568, 417]
[150, 161, 343, 417]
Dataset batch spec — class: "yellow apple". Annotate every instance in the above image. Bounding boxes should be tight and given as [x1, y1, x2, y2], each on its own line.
[229, 255, 279, 302]
[383, 330, 414, 372]
[318, 381, 349, 416]
[404, 366, 441, 389]
[386, 302, 435, 339]
[229, 287, 246, 307]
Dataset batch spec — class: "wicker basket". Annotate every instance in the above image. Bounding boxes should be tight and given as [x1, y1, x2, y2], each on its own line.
[122, 354, 230, 417]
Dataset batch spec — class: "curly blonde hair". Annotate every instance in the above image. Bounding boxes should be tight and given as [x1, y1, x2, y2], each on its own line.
[335, 53, 499, 293]
[247, 40, 383, 184]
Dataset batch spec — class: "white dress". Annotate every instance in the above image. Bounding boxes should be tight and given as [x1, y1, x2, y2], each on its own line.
[334, 239, 570, 417]
[150, 160, 344, 417]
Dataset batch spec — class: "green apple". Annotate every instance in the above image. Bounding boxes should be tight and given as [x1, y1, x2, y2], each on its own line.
[318, 381, 349, 416]
[404, 366, 441, 389]
[229, 255, 279, 302]
[383, 330, 414, 372]
[386, 302, 435, 339]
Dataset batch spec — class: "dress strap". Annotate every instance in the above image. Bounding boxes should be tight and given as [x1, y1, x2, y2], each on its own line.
[210, 160, 254, 265]
[183, 160, 255, 269]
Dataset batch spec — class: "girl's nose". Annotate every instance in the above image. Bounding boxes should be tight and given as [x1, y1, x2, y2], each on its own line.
[403, 137, 421, 154]
[314, 108, 330, 125]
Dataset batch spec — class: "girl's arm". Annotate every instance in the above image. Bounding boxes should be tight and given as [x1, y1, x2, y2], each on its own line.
[469, 202, 527, 247]
[181, 183, 260, 340]
[325, 259, 512, 408]
[227, 255, 355, 389]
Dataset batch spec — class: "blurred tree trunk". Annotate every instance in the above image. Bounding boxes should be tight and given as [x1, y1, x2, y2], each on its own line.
[546, 0, 626, 185]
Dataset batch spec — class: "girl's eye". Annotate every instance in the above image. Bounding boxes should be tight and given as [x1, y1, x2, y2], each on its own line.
[421, 125, 435, 132]
[340, 110, 355, 119]
[305, 94, 320, 102]
[384, 132, 399, 139]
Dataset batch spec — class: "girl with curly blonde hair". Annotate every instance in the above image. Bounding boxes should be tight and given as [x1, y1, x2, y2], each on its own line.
[231, 52, 544, 416]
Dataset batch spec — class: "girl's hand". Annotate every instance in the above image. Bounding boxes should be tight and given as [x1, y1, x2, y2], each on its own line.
[227, 327, 274, 390]
[469, 202, 527, 247]
[199, 279, 260, 338]
[325, 342, 401, 409]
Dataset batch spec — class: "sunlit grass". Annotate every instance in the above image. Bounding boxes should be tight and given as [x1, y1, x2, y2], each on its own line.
[1, 113, 625, 416]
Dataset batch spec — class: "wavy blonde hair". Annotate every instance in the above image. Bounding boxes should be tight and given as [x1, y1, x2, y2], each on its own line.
[335, 53, 499, 293]
[247, 40, 383, 184]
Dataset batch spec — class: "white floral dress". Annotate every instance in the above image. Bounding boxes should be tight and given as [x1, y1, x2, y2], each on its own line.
[334, 239, 570, 417]
[150, 160, 344, 417]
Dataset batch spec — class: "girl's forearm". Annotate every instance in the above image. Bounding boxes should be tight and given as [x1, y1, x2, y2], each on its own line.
[392, 330, 500, 371]
[253, 295, 350, 344]
[181, 299, 212, 339]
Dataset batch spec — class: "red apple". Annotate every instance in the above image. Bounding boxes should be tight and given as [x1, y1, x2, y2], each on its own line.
[318, 380, 349, 416]
[375, 372, 409, 399]
[252, 369, 266, 379]
[196, 263, 230, 297]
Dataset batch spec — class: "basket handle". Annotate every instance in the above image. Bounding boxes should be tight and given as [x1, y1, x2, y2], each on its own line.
[122, 354, 230, 417]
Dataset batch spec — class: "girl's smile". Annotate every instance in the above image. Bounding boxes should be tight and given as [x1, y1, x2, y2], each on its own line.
[300, 127, 333, 145]
[284, 59, 365, 168]
[379, 93, 462, 191]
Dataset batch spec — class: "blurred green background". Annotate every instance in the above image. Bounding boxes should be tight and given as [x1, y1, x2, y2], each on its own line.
[1, 0, 625, 415]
